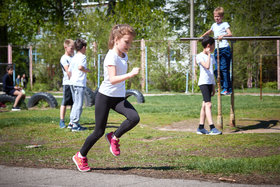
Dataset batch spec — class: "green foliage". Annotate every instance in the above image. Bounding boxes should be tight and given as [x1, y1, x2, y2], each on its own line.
[263, 82, 277, 89]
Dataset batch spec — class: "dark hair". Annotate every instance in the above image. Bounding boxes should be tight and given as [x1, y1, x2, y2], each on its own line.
[6, 64, 13, 71]
[108, 24, 136, 49]
[201, 36, 215, 48]
[75, 38, 87, 51]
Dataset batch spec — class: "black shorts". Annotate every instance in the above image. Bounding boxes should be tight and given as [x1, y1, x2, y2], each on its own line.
[61, 85, 73, 106]
[199, 84, 213, 102]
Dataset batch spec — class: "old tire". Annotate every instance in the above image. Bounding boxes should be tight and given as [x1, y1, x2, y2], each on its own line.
[27, 92, 58, 108]
[0, 94, 15, 104]
[125, 89, 145, 103]
[0, 94, 26, 107]
[84, 87, 97, 107]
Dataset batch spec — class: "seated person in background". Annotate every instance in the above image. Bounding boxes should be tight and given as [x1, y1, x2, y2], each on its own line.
[2, 65, 25, 111]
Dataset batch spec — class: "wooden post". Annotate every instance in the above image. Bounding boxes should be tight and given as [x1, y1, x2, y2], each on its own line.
[141, 39, 145, 92]
[93, 41, 97, 67]
[217, 41, 223, 130]
[8, 44, 12, 64]
[29, 46, 33, 90]
[167, 40, 171, 77]
[260, 54, 262, 100]
[230, 41, 235, 127]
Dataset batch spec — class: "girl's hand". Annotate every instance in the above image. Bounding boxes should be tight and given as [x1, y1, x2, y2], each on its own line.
[129, 67, 140, 77]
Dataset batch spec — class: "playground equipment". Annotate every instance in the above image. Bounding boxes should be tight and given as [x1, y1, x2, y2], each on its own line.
[125, 89, 145, 103]
[180, 36, 280, 130]
[27, 92, 57, 108]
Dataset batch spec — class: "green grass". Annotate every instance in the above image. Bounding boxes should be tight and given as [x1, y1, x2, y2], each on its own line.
[0, 94, 280, 179]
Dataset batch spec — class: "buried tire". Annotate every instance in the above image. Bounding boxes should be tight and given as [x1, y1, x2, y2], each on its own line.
[84, 87, 97, 107]
[27, 92, 58, 108]
[125, 89, 145, 103]
[0, 94, 15, 104]
[0, 94, 26, 108]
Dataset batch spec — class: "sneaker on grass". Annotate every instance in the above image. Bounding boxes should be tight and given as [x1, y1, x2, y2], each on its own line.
[11, 106, 21, 111]
[67, 123, 73, 129]
[72, 152, 90, 172]
[72, 124, 87, 132]
[196, 128, 209, 135]
[105, 132, 120, 156]
[59, 120, 66, 128]
[209, 128, 222, 135]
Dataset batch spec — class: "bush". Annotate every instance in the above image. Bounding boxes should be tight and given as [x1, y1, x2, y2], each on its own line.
[32, 83, 50, 92]
[263, 81, 277, 89]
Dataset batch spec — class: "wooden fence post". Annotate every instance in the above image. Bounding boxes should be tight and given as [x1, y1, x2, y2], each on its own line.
[230, 41, 235, 127]
[217, 41, 223, 130]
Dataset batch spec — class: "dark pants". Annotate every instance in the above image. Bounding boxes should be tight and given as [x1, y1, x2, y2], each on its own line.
[80, 92, 140, 156]
[214, 46, 232, 91]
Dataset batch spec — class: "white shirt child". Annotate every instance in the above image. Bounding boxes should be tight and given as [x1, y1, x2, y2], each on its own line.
[69, 53, 87, 87]
[211, 22, 230, 48]
[99, 49, 128, 97]
[60, 54, 72, 86]
[196, 52, 216, 86]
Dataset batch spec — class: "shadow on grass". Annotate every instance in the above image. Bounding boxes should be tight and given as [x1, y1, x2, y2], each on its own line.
[92, 166, 177, 171]
[237, 119, 279, 131]
[82, 122, 120, 131]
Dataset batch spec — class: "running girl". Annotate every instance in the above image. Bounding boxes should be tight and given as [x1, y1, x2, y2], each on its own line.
[73, 24, 140, 172]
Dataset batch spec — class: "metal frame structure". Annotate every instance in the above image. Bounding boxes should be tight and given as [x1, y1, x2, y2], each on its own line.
[180, 36, 280, 130]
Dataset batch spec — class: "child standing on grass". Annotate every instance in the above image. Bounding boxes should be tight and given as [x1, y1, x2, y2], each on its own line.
[69, 38, 90, 132]
[59, 39, 74, 128]
[73, 24, 140, 172]
[201, 7, 232, 95]
[196, 36, 222, 135]
[2, 65, 26, 111]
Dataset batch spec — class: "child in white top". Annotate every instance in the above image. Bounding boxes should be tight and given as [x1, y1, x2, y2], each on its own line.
[201, 7, 232, 95]
[59, 39, 74, 129]
[196, 36, 221, 135]
[73, 24, 140, 172]
[69, 38, 90, 132]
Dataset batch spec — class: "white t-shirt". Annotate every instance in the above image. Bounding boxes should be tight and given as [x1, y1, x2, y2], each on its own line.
[99, 50, 128, 97]
[60, 54, 72, 85]
[196, 52, 216, 86]
[211, 22, 230, 48]
[69, 52, 87, 87]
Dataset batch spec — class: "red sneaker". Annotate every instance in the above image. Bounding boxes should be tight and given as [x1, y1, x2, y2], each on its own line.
[105, 132, 120, 156]
[72, 152, 91, 172]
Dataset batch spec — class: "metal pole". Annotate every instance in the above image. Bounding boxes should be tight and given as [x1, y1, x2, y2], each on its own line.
[185, 70, 189, 93]
[192, 55, 194, 93]
[260, 55, 262, 100]
[181, 36, 280, 41]
[145, 46, 148, 93]
[29, 46, 33, 90]
[141, 39, 145, 92]
[217, 41, 223, 130]
[277, 40, 280, 90]
[230, 41, 235, 127]
[190, 0, 194, 94]
[190, 0, 194, 38]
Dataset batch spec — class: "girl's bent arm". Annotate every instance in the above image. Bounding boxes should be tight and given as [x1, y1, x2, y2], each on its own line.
[108, 65, 139, 85]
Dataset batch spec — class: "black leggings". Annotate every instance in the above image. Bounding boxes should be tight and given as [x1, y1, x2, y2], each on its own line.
[80, 92, 140, 156]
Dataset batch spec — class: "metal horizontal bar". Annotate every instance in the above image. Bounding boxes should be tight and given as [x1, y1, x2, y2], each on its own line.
[180, 36, 280, 41]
